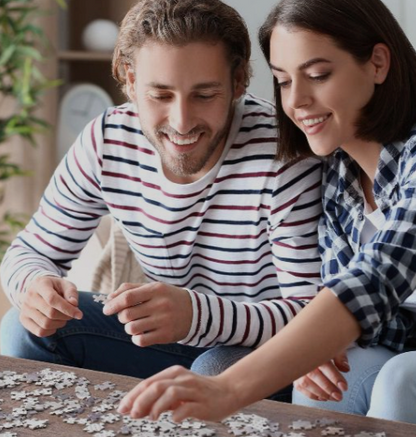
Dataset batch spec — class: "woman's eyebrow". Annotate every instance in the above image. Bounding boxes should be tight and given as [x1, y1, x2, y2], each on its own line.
[270, 58, 331, 72]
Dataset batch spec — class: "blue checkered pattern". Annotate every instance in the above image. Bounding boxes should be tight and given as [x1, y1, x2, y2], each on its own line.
[319, 128, 416, 351]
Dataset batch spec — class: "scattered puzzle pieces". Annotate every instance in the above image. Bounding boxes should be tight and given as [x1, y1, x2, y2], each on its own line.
[95, 382, 116, 391]
[322, 426, 346, 436]
[0, 366, 391, 437]
[316, 418, 341, 428]
[290, 420, 316, 430]
[222, 412, 281, 436]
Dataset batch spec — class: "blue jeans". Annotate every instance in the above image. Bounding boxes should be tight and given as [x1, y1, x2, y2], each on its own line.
[368, 351, 416, 424]
[293, 345, 416, 424]
[0, 291, 291, 401]
[0, 292, 205, 377]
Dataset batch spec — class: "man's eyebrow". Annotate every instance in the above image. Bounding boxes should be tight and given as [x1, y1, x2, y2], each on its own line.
[147, 82, 171, 90]
[269, 58, 331, 72]
[146, 81, 223, 90]
[193, 81, 223, 90]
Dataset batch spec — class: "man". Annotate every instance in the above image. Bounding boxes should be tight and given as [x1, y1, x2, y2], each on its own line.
[0, 0, 322, 399]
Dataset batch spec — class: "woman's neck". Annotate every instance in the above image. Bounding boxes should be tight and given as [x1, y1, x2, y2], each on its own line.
[342, 139, 382, 209]
[342, 139, 382, 182]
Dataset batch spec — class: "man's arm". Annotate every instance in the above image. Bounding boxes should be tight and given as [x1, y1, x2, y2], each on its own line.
[1, 115, 107, 315]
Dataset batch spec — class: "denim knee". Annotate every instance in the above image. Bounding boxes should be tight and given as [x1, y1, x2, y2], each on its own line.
[0, 307, 54, 362]
[368, 352, 416, 424]
[1, 307, 28, 356]
[373, 353, 415, 394]
[191, 346, 253, 376]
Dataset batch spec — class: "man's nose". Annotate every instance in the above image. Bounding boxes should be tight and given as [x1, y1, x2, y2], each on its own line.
[168, 98, 196, 134]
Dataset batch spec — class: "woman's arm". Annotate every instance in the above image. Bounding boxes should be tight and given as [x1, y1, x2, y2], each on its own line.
[118, 287, 361, 422]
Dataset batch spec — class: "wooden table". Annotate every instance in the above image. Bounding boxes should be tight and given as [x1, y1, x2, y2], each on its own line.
[1, 355, 415, 436]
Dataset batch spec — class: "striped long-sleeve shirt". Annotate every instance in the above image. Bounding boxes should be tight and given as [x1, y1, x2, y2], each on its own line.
[1, 94, 323, 348]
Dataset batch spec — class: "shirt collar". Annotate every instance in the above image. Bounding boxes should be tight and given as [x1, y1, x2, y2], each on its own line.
[331, 140, 405, 209]
[331, 149, 363, 207]
[373, 141, 403, 208]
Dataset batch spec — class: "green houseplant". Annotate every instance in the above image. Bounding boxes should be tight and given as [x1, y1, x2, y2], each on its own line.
[0, 0, 65, 255]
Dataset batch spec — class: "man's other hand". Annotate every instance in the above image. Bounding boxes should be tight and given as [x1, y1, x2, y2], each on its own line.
[103, 282, 193, 346]
[20, 276, 82, 337]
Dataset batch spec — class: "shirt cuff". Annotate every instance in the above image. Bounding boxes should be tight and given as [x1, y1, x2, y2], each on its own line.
[178, 288, 199, 345]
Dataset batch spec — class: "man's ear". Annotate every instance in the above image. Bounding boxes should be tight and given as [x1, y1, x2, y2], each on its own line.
[125, 64, 136, 100]
[233, 64, 246, 100]
[371, 43, 390, 85]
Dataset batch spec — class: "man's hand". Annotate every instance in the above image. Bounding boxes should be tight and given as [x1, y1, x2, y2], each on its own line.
[20, 276, 83, 337]
[118, 365, 239, 422]
[293, 350, 350, 401]
[103, 282, 193, 347]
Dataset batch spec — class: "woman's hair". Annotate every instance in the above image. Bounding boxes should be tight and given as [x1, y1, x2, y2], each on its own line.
[113, 0, 252, 97]
[259, 0, 416, 161]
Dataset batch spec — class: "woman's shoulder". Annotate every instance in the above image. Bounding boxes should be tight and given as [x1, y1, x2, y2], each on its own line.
[401, 126, 416, 154]
[391, 126, 416, 168]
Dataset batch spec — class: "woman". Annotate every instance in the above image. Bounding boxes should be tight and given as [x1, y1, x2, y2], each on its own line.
[115, 0, 416, 424]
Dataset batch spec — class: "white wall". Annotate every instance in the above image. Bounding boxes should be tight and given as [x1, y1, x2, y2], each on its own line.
[384, 0, 416, 49]
[225, 0, 416, 101]
[223, 0, 276, 101]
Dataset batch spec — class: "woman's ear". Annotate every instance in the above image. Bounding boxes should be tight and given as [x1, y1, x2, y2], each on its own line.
[371, 43, 391, 85]
[125, 64, 136, 101]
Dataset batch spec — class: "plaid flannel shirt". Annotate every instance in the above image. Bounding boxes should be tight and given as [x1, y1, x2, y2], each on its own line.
[319, 128, 416, 351]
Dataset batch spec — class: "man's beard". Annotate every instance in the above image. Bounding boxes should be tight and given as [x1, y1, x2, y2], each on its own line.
[142, 107, 234, 178]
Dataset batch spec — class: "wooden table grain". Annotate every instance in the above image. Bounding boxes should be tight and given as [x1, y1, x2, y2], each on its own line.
[1, 355, 415, 436]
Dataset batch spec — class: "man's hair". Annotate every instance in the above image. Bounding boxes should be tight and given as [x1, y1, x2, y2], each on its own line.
[112, 0, 252, 97]
[258, 0, 416, 161]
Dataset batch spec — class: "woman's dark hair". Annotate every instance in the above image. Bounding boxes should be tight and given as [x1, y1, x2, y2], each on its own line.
[259, 0, 416, 161]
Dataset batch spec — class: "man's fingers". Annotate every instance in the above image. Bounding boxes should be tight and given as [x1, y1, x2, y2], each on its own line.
[109, 282, 147, 299]
[125, 318, 153, 336]
[103, 288, 146, 316]
[132, 330, 162, 347]
[60, 283, 83, 317]
[42, 287, 82, 319]
[24, 307, 67, 331]
[20, 314, 58, 338]
[35, 303, 73, 322]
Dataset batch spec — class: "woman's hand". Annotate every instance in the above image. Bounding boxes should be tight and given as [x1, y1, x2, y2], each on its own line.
[118, 365, 240, 422]
[293, 350, 350, 401]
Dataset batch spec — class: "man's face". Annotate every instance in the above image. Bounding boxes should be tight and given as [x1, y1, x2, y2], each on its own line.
[126, 41, 245, 183]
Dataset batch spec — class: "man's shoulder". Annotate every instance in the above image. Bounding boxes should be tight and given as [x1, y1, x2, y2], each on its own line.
[103, 102, 144, 134]
[240, 93, 276, 119]
[233, 93, 277, 142]
[105, 102, 139, 123]
[102, 102, 146, 140]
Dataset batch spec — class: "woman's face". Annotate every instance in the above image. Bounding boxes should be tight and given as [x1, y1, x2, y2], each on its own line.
[269, 25, 384, 156]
